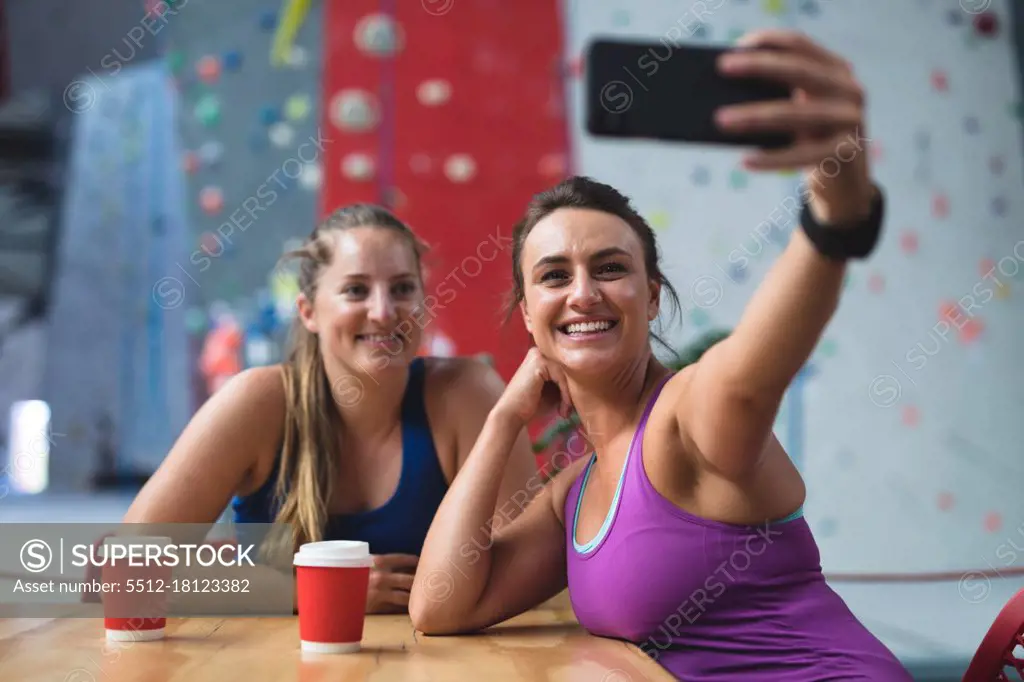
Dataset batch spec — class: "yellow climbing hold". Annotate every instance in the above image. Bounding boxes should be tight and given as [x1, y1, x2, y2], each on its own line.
[649, 211, 670, 231]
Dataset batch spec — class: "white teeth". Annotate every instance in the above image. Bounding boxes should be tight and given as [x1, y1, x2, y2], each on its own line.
[361, 334, 397, 342]
[564, 320, 612, 334]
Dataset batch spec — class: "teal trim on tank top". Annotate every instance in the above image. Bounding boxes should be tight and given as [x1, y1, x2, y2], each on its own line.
[573, 450, 804, 555]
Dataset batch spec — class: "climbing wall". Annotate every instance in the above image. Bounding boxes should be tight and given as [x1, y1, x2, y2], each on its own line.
[322, 0, 569, 383]
[165, 1, 323, 372]
[44, 60, 191, 490]
[563, 0, 1024, 575]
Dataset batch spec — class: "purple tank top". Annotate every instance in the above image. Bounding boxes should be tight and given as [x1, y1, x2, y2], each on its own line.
[564, 376, 912, 681]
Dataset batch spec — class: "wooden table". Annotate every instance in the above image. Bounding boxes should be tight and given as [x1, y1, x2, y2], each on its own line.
[0, 593, 673, 681]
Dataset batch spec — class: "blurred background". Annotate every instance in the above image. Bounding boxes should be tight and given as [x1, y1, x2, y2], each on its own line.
[0, 0, 1022, 678]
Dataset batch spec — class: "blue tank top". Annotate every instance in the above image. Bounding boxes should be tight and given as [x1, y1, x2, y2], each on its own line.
[230, 357, 450, 556]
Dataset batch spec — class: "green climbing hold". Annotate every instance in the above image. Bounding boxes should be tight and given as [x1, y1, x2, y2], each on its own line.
[689, 308, 710, 328]
[285, 94, 312, 122]
[185, 308, 208, 334]
[729, 169, 749, 189]
[612, 9, 630, 27]
[727, 28, 746, 43]
[195, 94, 221, 127]
[167, 50, 185, 74]
[818, 338, 837, 358]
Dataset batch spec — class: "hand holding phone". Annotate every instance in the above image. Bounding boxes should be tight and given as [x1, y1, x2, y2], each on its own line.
[585, 38, 796, 149]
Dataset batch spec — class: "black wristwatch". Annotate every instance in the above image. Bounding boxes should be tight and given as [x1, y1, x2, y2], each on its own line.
[799, 185, 885, 261]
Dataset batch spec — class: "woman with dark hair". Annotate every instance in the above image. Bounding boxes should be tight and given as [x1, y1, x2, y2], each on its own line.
[410, 30, 911, 681]
[124, 204, 538, 614]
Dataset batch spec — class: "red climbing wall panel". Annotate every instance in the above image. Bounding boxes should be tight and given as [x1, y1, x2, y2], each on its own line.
[321, 0, 570, 383]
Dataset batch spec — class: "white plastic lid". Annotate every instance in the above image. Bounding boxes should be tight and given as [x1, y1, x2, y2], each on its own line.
[293, 540, 373, 568]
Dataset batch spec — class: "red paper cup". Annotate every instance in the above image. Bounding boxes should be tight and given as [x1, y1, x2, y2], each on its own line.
[294, 540, 372, 653]
[100, 536, 173, 642]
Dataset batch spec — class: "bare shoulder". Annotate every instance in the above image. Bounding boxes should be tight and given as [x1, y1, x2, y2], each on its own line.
[420, 356, 507, 477]
[209, 364, 288, 493]
[422, 355, 507, 401]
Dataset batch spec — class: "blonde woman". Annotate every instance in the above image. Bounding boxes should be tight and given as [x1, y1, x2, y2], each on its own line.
[124, 204, 538, 614]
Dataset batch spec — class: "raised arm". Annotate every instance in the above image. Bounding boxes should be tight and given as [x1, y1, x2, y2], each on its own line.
[677, 30, 879, 479]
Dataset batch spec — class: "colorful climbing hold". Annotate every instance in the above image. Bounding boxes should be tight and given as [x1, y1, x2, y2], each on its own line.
[259, 9, 277, 31]
[729, 169, 749, 189]
[959, 318, 984, 344]
[727, 28, 746, 43]
[199, 187, 224, 216]
[200, 231, 222, 254]
[689, 308, 710, 328]
[198, 141, 224, 167]
[537, 153, 567, 179]
[992, 197, 1007, 217]
[932, 193, 949, 218]
[416, 79, 452, 107]
[299, 163, 322, 191]
[409, 153, 432, 176]
[816, 517, 837, 538]
[185, 307, 208, 334]
[354, 13, 403, 57]
[611, 9, 630, 27]
[902, 405, 920, 428]
[182, 151, 200, 174]
[868, 273, 885, 293]
[196, 55, 221, 84]
[817, 338, 837, 358]
[342, 153, 376, 182]
[937, 491, 955, 512]
[648, 211, 670, 231]
[223, 50, 243, 72]
[444, 154, 477, 183]
[692, 166, 710, 186]
[260, 105, 281, 126]
[284, 94, 311, 122]
[984, 511, 1003, 533]
[194, 94, 221, 127]
[330, 89, 380, 132]
[166, 50, 185, 75]
[268, 122, 295, 148]
[964, 116, 980, 134]
[762, 0, 787, 16]
[900, 231, 918, 254]
[728, 261, 748, 284]
[931, 69, 949, 92]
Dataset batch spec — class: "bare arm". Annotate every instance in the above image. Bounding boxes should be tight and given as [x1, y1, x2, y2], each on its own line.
[409, 406, 580, 635]
[449, 359, 542, 525]
[676, 29, 877, 480]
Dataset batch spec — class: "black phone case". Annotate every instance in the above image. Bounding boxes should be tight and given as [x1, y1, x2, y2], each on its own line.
[585, 38, 794, 149]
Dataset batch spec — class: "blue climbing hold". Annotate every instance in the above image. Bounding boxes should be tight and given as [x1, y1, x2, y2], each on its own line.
[259, 10, 277, 31]
[223, 50, 243, 71]
[260, 105, 281, 126]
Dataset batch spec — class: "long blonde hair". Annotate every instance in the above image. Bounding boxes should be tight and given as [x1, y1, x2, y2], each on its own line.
[271, 204, 428, 552]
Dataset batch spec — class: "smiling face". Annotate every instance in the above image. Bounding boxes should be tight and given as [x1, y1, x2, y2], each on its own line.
[519, 207, 660, 375]
[298, 226, 424, 376]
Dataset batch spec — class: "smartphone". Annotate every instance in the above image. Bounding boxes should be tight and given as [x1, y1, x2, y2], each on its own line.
[584, 38, 794, 149]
